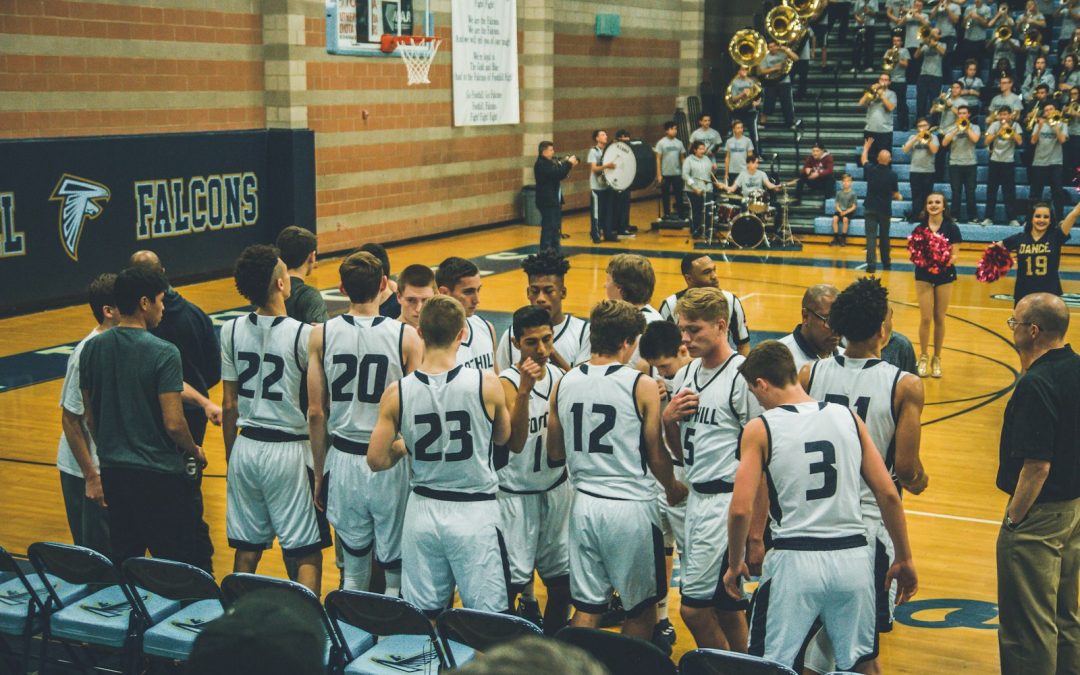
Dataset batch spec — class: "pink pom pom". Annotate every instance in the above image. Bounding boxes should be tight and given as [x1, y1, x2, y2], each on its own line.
[976, 243, 1014, 283]
[908, 226, 952, 274]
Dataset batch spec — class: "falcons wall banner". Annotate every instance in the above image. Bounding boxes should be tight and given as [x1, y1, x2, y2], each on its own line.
[0, 129, 315, 316]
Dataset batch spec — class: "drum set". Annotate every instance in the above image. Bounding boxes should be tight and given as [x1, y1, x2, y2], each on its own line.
[695, 182, 799, 249]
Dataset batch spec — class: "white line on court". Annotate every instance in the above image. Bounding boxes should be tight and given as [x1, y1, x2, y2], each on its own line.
[906, 509, 1000, 526]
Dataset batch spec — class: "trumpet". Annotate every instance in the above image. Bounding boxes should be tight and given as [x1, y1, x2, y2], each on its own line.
[725, 76, 762, 111]
[1064, 101, 1080, 119]
[1024, 27, 1043, 48]
[929, 94, 951, 114]
[917, 126, 940, 141]
[1025, 102, 1042, 130]
[994, 25, 1013, 42]
[861, 82, 882, 100]
[883, 47, 900, 71]
[729, 29, 768, 68]
[1047, 111, 1064, 126]
[766, 5, 807, 46]
[957, 117, 971, 131]
[999, 124, 1016, 140]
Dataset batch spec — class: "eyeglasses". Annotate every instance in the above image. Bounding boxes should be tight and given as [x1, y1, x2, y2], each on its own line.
[809, 309, 830, 325]
[1006, 318, 1039, 330]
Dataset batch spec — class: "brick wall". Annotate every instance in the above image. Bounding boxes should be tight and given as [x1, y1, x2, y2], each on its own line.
[1, 0, 699, 250]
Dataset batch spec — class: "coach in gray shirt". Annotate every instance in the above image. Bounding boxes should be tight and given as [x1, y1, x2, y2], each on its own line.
[942, 105, 980, 223]
[1030, 103, 1069, 221]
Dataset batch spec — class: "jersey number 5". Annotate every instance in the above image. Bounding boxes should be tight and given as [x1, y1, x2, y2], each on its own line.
[570, 402, 616, 454]
[413, 411, 473, 462]
[804, 440, 838, 500]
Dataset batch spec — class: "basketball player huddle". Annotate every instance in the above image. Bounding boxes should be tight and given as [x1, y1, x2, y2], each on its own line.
[222, 243, 923, 673]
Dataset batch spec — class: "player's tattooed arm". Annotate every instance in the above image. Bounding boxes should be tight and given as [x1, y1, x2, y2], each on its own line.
[368, 382, 406, 471]
[307, 325, 329, 509]
[483, 370, 511, 446]
[857, 414, 918, 605]
[894, 374, 928, 494]
[222, 381, 239, 462]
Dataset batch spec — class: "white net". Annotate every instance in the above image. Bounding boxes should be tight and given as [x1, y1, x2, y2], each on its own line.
[397, 38, 441, 85]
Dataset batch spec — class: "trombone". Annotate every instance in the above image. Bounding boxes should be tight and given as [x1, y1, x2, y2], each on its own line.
[999, 124, 1017, 140]
[860, 82, 883, 102]
[917, 126, 940, 142]
[1047, 111, 1065, 127]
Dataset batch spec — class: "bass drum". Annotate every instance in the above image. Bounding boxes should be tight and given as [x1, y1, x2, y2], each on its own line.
[729, 214, 766, 248]
[602, 140, 657, 192]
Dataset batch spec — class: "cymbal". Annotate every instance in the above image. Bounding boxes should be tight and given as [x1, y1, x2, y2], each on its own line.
[775, 195, 798, 205]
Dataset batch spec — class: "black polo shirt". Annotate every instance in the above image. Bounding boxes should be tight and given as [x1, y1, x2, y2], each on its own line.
[997, 345, 1080, 503]
[863, 162, 899, 215]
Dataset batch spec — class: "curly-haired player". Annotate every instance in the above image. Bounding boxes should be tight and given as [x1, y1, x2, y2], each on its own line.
[798, 277, 928, 675]
[221, 244, 327, 593]
[495, 249, 591, 372]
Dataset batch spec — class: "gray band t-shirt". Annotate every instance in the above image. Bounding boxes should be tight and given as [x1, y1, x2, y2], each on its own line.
[655, 136, 686, 176]
[908, 135, 938, 173]
[947, 123, 981, 165]
[761, 52, 791, 84]
[689, 128, 723, 154]
[920, 46, 944, 77]
[725, 136, 755, 176]
[865, 90, 897, 132]
[986, 121, 1022, 163]
[1032, 123, 1068, 166]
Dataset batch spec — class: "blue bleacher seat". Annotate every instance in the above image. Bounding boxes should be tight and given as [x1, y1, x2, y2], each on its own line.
[811, 217, 1032, 244]
[843, 163, 1030, 184]
[825, 198, 1017, 222]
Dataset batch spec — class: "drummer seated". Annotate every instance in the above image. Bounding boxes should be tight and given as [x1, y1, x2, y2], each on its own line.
[793, 142, 834, 203]
[723, 155, 784, 231]
[831, 174, 857, 247]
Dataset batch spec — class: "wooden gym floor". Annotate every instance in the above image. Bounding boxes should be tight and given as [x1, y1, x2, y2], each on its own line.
[3, 200, 1074, 673]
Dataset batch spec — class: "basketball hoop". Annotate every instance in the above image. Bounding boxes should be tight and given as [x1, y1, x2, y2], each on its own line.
[380, 35, 441, 85]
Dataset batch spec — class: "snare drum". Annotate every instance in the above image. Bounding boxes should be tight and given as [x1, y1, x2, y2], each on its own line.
[745, 189, 770, 215]
[715, 202, 742, 224]
[730, 214, 766, 248]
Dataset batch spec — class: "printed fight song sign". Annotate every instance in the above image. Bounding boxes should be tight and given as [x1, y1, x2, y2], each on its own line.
[451, 0, 519, 126]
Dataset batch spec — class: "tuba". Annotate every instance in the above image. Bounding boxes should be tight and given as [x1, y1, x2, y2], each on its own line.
[766, 5, 807, 46]
[783, 0, 828, 22]
[995, 25, 1013, 42]
[725, 77, 762, 111]
[729, 29, 768, 68]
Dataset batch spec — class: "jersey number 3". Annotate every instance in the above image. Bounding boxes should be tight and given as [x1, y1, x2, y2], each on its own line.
[413, 411, 473, 462]
[804, 440, 838, 500]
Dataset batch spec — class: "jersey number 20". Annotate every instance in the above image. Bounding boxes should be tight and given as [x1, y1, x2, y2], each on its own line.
[330, 354, 389, 403]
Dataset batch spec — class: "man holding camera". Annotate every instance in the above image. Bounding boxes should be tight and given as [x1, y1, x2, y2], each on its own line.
[534, 141, 578, 251]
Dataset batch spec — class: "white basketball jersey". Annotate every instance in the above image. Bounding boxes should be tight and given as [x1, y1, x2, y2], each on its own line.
[221, 313, 311, 434]
[496, 314, 591, 369]
[760, 401, 865, 541]
[671, 354, 757, 485]
[323, 314, 405, 444]
[778, 326, 844, 373]
[497, 363, 564, 492]
[807, 355, 907, 511]
[399, 365, 497, 495]
[630, 305, 665, 366]
[556, 363, 653, 501]
[456, 314, 496, 371]
[659, 288, 751, 346]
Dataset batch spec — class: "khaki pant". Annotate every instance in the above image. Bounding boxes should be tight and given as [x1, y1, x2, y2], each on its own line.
[997, 497, 1080, 675]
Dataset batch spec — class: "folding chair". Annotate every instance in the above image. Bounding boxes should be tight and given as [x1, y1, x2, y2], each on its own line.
[0, 544, 92, 674]
[435, 607, 541, 662]
[121, 557, 224, 663]
[678, 647, 798, 675]
[27, 542, 181, 674]
[324, 589, 473, 674]
[555, 626, 677, 675]
[221, 573, 374, 675]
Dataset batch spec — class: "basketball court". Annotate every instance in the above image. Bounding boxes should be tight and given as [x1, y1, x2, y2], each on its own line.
[1, 197, 1068, 672]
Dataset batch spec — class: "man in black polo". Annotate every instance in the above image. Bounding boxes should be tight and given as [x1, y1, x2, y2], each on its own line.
[860, 137, 901, 274]
[533, 140, 577, 251]
[130, 250, 220, 572]
[997, 292, 1080, 675]
[80, 267, 206, 565]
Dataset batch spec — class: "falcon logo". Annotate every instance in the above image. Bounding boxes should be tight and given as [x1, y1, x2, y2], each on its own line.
[49, 174, 111, 261]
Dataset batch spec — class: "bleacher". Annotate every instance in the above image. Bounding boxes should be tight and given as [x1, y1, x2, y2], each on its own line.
[756, 5, 1080, 246]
